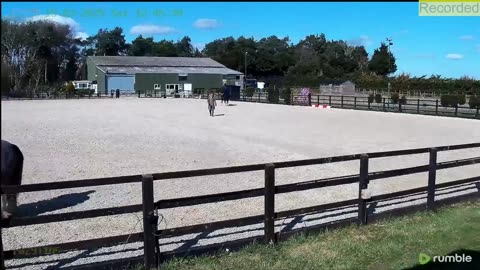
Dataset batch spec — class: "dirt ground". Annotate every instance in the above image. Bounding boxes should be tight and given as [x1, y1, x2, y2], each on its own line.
[1, 98, 479, 269]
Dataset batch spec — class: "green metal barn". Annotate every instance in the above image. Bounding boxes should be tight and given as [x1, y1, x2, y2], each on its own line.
[86, 56, 243, 95]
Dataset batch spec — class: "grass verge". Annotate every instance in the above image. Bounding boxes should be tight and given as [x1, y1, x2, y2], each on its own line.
[137, 200, 480, 270]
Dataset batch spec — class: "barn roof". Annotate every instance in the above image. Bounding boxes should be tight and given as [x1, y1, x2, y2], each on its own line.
[97, 66, 243, 75]
[320, 80, 355, 85]
[88, 56, 226, 68]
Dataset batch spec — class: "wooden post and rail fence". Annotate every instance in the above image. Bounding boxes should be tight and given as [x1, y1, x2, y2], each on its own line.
[288, 94, 479, 119]
[1, 143, 479, 269]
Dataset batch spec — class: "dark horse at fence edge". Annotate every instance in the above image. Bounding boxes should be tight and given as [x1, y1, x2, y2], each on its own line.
[1, 140, 24, 219]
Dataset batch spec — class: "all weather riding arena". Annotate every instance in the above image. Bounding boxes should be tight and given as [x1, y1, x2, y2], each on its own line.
[1, 97, 479, 270]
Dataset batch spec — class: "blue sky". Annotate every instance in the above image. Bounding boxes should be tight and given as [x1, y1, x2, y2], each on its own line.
[2, 1, 479, 78]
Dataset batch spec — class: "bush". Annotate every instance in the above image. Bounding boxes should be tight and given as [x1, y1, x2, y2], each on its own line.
[469, 95, 480, 109]
[374, 94, 382, 104]
[457, 93, 466, 106]
[391, 93, 400, 104]
[440, 95, 450, 108]
[441, 94, 463, 108]
[368, 94, 374, 104]
[76, 89, 94, 97]
[245, 87, 255, 98]
[65, 82, 75, 93]
[267, 87, 280, 103]
[281, 88, 292, 105]
[400, 95, 407, 105]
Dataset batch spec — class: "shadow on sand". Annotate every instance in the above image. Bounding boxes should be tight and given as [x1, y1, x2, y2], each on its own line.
[17, 190, 95, 217]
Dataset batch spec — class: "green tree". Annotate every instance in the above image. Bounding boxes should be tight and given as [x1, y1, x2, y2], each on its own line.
[1, 59, 12, 95]
[65, 81, 75, 96]
[245, 87, 255, 98]
[368, 94, 374, 104]
[391, 93, 400, 104]
[468, 95, 480, 109]
[457, 93, 466, 106]
[440, 94, 450, 108]
[368, 42, 397, 77]
[153, 40, 178, 56]
[94, 27, 128, 56]
[267, 86, 280, 103]
[129, 35, 154, 56]
[281, 88, 292, 104]
[176, 36, 194, 57]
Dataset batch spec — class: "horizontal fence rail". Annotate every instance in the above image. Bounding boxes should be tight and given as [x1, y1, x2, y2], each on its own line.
[1, 142, 479, 270]
[290, 94, 479, 119]
[3, 142, 479, 195]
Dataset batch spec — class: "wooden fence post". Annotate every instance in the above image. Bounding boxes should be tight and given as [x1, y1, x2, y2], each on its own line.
[476, 108, 479, 118]
[354, 97, 357, 109]
[341, 96, 344, 108]
[264, 164, 276, 245]
[383, 98, 386, 111]
[417, 99, 420, 114]
[427, 148, 437, 211]
[258, 92, 261, 103]
[435, 99, 438, 115]
[142, 174, 157, 270]
[329, 95, 332, 106]
[317, 95, 320, 106]
[308, 93, 312, 107]
[358, 154, 369, 225]
[291, 92, 293, 105]
[455, 106, 458, 117]
[399, 101, 402, 112]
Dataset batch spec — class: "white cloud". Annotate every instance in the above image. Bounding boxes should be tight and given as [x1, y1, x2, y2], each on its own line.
[459, 35, 474, 41]
[445, 53, 464, 60]
[130, 24, 176, 35]
[27, 14, 88, 40]
[347, 35, 373, 47]
[193, 18, 220, 29]
[75, 32, 89, 40]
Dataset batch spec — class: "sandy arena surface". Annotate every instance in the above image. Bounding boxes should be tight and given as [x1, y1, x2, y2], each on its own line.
[1, 97, 479, 269]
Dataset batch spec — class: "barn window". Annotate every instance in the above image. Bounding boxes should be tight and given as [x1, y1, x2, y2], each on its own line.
[178, 74, 188, 81]
[236, 75, 240, 80]
[154, 84, 161, 90]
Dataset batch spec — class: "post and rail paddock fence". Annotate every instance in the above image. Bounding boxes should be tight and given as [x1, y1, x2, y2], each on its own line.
[1, 90, 138, 101]
[291, 94, 479, 119]
[1, 142, 480, 270]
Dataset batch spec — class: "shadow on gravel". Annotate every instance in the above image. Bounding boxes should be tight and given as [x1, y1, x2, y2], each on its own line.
[214, 114, 225, 117]
[17, 190, 95, 216]
[9, 184, 479, 270]
[367, 201, 378, 216]
[403, 249, 480, 270]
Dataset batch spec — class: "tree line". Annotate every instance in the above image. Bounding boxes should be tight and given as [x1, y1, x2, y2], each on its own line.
[1, 18, 479, 97]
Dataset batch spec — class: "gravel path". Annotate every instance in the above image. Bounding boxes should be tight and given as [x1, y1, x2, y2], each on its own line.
[1, 98, 479, 269]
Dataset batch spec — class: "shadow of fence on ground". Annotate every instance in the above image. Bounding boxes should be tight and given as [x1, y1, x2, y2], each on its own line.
[7, 183, 478, 270]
